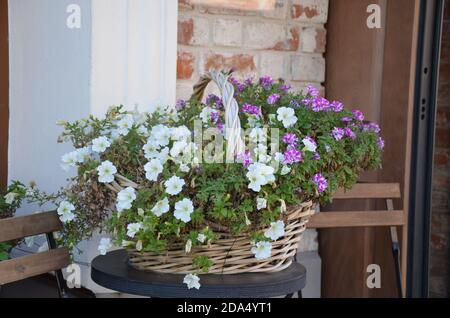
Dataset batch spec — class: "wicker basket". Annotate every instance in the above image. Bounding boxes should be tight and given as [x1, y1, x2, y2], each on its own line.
[106, 71, 316, 274]
[127, 201, 315, 274]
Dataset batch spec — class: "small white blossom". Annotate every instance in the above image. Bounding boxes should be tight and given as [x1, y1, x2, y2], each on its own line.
[302, 138, 317, 152]
[179, 163, 190, 173]
[4, 192, 18, 205]
[116, 114, 134, 136]
[276, 107, 298, 128]
[185, 239, 192, 253]
[246, 163, 275, 192]
[126, 222, 142, 238]
[251, 241, 272, 260]
[170, 140, 188, 158]
[137, 125, 149, 137]
[151, 198, 170, 217]
[60, 151, 79, 171]
[174, 198, 194, 223]
[57, 201, 76, 223]
[98, 238, 112, 255]
[171, 125, 191, 141]
[76, 147, 91, 163]
[136, 240, 143, 251]
[246, 170, 265, 192]
[151, 125, 172, 147]
[144, 159, 163, 181]
[197, 234, 206, 243]
[280, 165, 291, 175]
[143, 139, 160, 159]
[256, 198, 267, 210]
[137, 208, 145, 216]
[164, 176, 185, 196]
[183, 273, 201, 290]
[96, 160, 117, 183]
[92, 136, 111, 153]
[116, 187, 136, 213]
[264, 220, 285, 241]
[199, 107, 214, 124]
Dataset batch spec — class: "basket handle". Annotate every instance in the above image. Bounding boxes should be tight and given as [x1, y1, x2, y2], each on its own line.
[191, 70, 245, 161]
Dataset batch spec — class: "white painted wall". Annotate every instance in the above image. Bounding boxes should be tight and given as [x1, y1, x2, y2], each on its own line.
[8, 0, 178, 294]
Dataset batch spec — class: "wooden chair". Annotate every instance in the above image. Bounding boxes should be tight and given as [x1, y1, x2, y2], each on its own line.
[307, 183, 405, 297]
[0, 211, 70, 297]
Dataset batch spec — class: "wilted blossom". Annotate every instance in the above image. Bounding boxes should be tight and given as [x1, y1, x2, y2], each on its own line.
[344, 128, 356, 140]
[330, 101, 344, 112]
[242, 103, 261, 116]
[267, 93, 281, 105]
[331, 127, 345, 141]
[306, 85, 319, 97]
[312, 173, 328, 193]
[352, 110, 365, 121]
[377, 137, 385, 150]
[313, 153, 321, 161]
[237, 150, 253, 168]
[175, 99, 186, 111]
[282, 133, 298, 146]
[283, 148, 302, 164]
[259, 76, 274, 89]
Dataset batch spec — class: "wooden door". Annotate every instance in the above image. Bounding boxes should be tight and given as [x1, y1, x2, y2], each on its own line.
[0, 0, 8, 190]
[321, 0, 420, 297]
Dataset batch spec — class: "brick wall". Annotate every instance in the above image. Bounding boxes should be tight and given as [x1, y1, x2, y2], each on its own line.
[430, 0, 450, 298]
[176, 0, 328, 100]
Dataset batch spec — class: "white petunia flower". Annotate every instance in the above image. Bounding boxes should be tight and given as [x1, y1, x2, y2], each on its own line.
[143, 139, 160, 159]
[179, 163, 190, 173]
[92, 136, 111, 153]
[264, 220, 285, 241]
[199, 107, 214, 124]
[174, 198, 194, 223]
[246, 169, 266, 192]
[155, 147, 170, 163]
[151, 125, 172, 147]
[251, 241, 272, 260]
[126, 222, 142, 238]
[57, 201, 76, 223]
[164, 176, 185, 196]
[117, 114, 134, 136]
[170, 140, 188, 158]
[185, 239, 192, 253]
[248, 163, 275, 186]
[116, 187, 136, 213]
[151, 198, 170, 217]
[280, 165, 291, 175]
[137, 125, 149, 137]
[302, 137, 317, 152]
[183, 273, 201, 290]
[276, 107, 298, 128]
[197, 233, 206, 243]
[4, 192, 18, 205]
[76, 147, 91, 163]
[171, 125, 191, 141]
[96, 160, 117, 183]
[61, 151, 80, 171]
[256, 198, 267, 210]
[144, 159, 163, 181]
[98, 238, 112, 255]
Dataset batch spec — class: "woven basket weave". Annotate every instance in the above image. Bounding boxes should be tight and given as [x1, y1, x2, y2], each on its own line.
[106, 71, 315, 274]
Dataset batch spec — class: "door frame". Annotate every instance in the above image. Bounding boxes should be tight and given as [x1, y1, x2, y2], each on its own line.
[0, 0, 9, 190]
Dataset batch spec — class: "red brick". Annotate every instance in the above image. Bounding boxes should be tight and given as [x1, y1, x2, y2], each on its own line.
[292, 4, 318, 19]
[178, 18, 193, 45]
[203, 53, 256, 74]
[272, 27, 299, 51]
[437, 108, 450, 127]
[439, 62, 450, 84]
[435, 128, 450, 148]
[431, 233, 447, 251]
[179, 0, 193, 10]
[315, 28, 327, 53]
[177, 51, 195, 80]
[435, 152, 449, 167]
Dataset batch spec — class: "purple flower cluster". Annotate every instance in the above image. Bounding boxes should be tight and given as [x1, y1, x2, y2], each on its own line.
[330, 101, 344, 112]
[352, 110, 365, 121]
[259, 76, 274, 90]
[306, 85, 319, 97]
[341, 117, 353, 123]
[377, 137, 385, 150]
[237, 151, 253, 168]
[267, 93, 281, 105]
[312, 173, 328, 193]
[280, 84, 291, 92]
[175, 99, 187, 111]
[311, 97, 330, 112]
[362, 122, 381, 133]
[282, 133, 298, 146]
[206, 94, 223, 109]
[229, 77, 246, 92]
[344, 128, 356, 140]
[283, 148, 303, 164]
[331, 127, 345, 141]
[242, 103, 261, 116]
[210, 111, 220, 123]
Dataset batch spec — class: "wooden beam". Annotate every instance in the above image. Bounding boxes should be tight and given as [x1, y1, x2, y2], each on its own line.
[0, 248, 70, 285]
[334, 183, 401, 199]
[0, 211, 62, 242]
[307, 211, 405, 229]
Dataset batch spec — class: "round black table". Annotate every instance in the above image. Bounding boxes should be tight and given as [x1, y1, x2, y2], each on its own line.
[91, 250, 306, 298]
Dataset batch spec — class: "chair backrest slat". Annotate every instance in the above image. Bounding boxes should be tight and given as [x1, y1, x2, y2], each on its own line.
[333, 183, 401, 199]
[307, 210, 405, 229]
[0, 211, 62, 242]
[0, 247, 70, 285]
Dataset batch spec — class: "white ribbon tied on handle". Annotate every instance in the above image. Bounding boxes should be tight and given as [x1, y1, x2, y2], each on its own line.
[208, 71, 245, 162]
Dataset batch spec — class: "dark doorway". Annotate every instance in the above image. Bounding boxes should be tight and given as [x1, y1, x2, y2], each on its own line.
[0, 0, 8, 190]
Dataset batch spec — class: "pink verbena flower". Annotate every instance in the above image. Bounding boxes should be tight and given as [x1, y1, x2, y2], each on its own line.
[312, 173, 328, 193]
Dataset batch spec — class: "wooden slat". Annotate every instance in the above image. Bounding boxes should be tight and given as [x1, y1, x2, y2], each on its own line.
[307, 211, 405, 229]
[0, 211, 62, 242]
[333, 183, 401, 199]
[0, 248, 70, 285]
